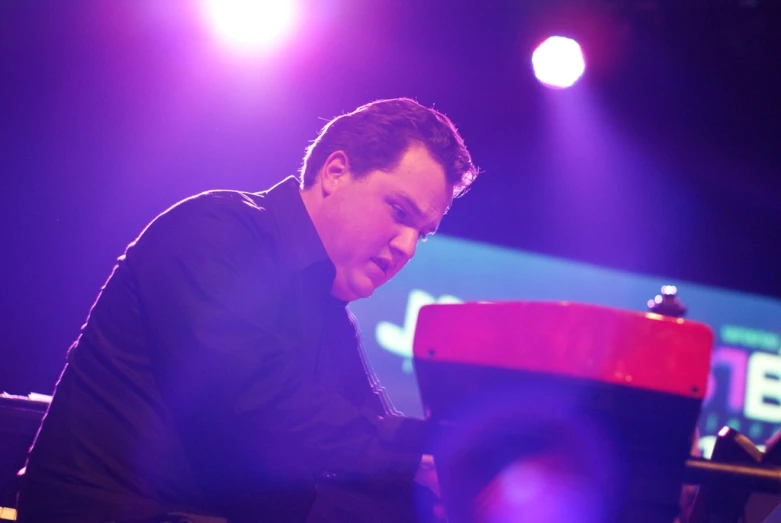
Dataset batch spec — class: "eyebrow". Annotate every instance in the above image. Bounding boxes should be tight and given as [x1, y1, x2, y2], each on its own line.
[391, 191, 440, 235]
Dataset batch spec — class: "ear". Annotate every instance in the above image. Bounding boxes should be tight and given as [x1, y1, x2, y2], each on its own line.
[319, 150, 350, 196]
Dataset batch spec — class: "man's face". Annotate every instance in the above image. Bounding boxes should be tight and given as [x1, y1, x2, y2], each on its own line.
[319, 145, 453, 302]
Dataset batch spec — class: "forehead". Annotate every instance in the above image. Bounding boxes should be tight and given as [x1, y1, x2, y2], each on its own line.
[378, 145, 453, 218]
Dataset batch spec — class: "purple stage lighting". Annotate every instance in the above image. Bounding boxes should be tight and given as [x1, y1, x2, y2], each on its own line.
[532, 36, 586, 89]
[475, 457, 603, 523]
[200, 0, 297, 54]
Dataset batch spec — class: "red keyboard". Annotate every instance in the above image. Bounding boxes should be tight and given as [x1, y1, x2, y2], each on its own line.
[413, 301, 714, 399]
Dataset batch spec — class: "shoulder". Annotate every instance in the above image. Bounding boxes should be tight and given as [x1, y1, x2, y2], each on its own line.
[126, 191, 289, 318]
[124, 190, 289, 291]
[155, 189, 272, 229]
[133, 190, 278, 251]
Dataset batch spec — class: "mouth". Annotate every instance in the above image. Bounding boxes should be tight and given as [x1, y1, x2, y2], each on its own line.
[371, 257, 390, 275]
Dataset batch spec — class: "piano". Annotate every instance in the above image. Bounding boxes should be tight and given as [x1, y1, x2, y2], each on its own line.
[413, 300, 713, 523]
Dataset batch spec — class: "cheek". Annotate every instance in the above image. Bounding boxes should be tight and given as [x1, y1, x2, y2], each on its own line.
[332, 203, 395, 265]
[354, 211, 395, 246]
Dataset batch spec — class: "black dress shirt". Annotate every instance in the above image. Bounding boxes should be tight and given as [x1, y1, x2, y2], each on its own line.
[17, 177, 425, 523]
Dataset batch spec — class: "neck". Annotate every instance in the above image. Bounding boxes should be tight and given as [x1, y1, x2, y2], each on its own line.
[300, 186, 348, 302]
[299, 186, 322, 230]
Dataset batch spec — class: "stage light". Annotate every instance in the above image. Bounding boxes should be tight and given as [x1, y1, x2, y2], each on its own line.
[532, 36, 586, 89]
[200, 0, 297, 55]
[474, 455, 604, 523]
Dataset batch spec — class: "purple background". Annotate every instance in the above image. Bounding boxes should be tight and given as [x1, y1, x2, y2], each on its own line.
[1, 1, 780, 399]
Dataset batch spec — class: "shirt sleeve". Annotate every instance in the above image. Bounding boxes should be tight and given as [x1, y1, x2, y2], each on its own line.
[126, 194, 424, 485]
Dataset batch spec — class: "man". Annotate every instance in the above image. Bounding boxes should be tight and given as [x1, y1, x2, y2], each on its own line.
[16, 98, 479, 522]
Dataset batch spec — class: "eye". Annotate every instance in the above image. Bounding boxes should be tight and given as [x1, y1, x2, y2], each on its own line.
[391, 204, 408, 222]
[391, 204, 429, 242]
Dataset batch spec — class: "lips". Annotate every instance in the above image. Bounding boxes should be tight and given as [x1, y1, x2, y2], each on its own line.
[372, 257, 391, 275]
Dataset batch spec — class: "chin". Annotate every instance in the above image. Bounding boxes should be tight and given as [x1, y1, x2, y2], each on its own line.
[334, 273, 379, 301]
[354, 286, 375, 300]
[351, 278, 378, 300]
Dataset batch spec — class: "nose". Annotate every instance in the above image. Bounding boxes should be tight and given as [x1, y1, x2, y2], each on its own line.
[390, 227, 418, 263]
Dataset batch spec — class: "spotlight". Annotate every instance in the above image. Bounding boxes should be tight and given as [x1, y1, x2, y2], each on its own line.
[532, 36, 586, 89]
[200, 0, 297, 55]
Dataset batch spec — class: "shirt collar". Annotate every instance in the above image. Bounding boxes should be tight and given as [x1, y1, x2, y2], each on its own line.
[260, 176, 337, 293]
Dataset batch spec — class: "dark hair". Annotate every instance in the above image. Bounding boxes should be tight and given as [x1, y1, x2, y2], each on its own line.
[300, 98, 479, 198]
